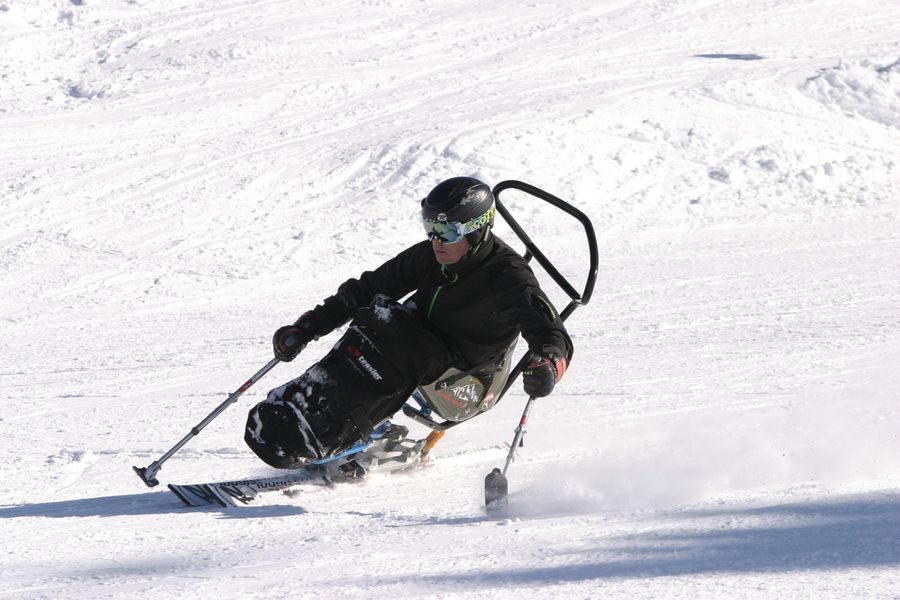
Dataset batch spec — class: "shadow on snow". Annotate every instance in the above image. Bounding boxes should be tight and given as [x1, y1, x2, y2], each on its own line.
[694, 53, 765, 61]
[381, 491, 900, 585]
[0, 491, 307, 518]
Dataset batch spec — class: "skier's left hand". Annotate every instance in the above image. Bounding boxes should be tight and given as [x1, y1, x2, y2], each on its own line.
[522, 353, 567, 398]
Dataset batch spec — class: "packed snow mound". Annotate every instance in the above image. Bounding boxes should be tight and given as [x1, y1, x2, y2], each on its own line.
[702, 138, 894, 211]
[802, 58, 900, 128]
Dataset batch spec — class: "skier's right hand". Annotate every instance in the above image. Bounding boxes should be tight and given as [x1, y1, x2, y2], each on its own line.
[522, 352, 567, 398]
[272, 313, 316, 362]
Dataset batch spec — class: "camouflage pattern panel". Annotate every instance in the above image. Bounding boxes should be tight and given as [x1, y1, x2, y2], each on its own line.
[416, 339, 517, 422]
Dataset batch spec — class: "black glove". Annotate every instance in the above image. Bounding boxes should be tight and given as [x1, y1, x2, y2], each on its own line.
[272, 313, 317, 362]
[522, 353, 568, 398]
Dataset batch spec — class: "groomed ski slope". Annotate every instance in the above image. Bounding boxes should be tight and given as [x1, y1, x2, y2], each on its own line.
[1, 1, 899, 598]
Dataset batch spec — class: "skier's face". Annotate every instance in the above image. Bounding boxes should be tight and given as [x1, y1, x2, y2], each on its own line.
[431, 236, 471, 265]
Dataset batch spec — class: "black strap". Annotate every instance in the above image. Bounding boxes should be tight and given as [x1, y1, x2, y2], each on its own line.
[344, 405, 375, 440]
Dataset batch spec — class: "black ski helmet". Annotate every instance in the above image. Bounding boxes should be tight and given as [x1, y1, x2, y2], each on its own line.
[421, 177, 495, 245]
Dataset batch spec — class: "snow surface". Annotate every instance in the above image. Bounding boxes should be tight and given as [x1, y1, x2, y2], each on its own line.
[2, 0, 900, 598]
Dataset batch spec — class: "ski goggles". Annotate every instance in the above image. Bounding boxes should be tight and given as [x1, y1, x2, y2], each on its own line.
[423, 205, 495, 244]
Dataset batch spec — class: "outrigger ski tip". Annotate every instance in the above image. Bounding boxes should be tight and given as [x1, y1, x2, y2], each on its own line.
[484, 467, 509, 512]
[132, 465, 160, 488]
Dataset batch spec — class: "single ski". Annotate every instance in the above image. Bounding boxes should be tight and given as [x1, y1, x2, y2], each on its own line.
[168, 423, 435, 507]
[168, 466, 334, 507]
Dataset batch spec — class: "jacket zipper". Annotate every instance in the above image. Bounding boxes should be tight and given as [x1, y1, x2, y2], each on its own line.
[427, 266, 458, 320]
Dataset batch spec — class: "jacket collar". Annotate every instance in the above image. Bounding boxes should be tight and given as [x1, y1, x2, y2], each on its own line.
[442, 230, 495, 277]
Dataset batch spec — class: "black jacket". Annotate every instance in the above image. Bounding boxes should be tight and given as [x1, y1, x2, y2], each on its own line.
[304, 233, 573, 372]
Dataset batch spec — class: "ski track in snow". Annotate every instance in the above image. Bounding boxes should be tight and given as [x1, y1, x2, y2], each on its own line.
[1, 0, 900, 598]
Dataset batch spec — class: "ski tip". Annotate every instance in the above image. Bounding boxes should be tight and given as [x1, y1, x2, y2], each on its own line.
[168, 483, 237, 508]
[167, 483, 199, 507]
